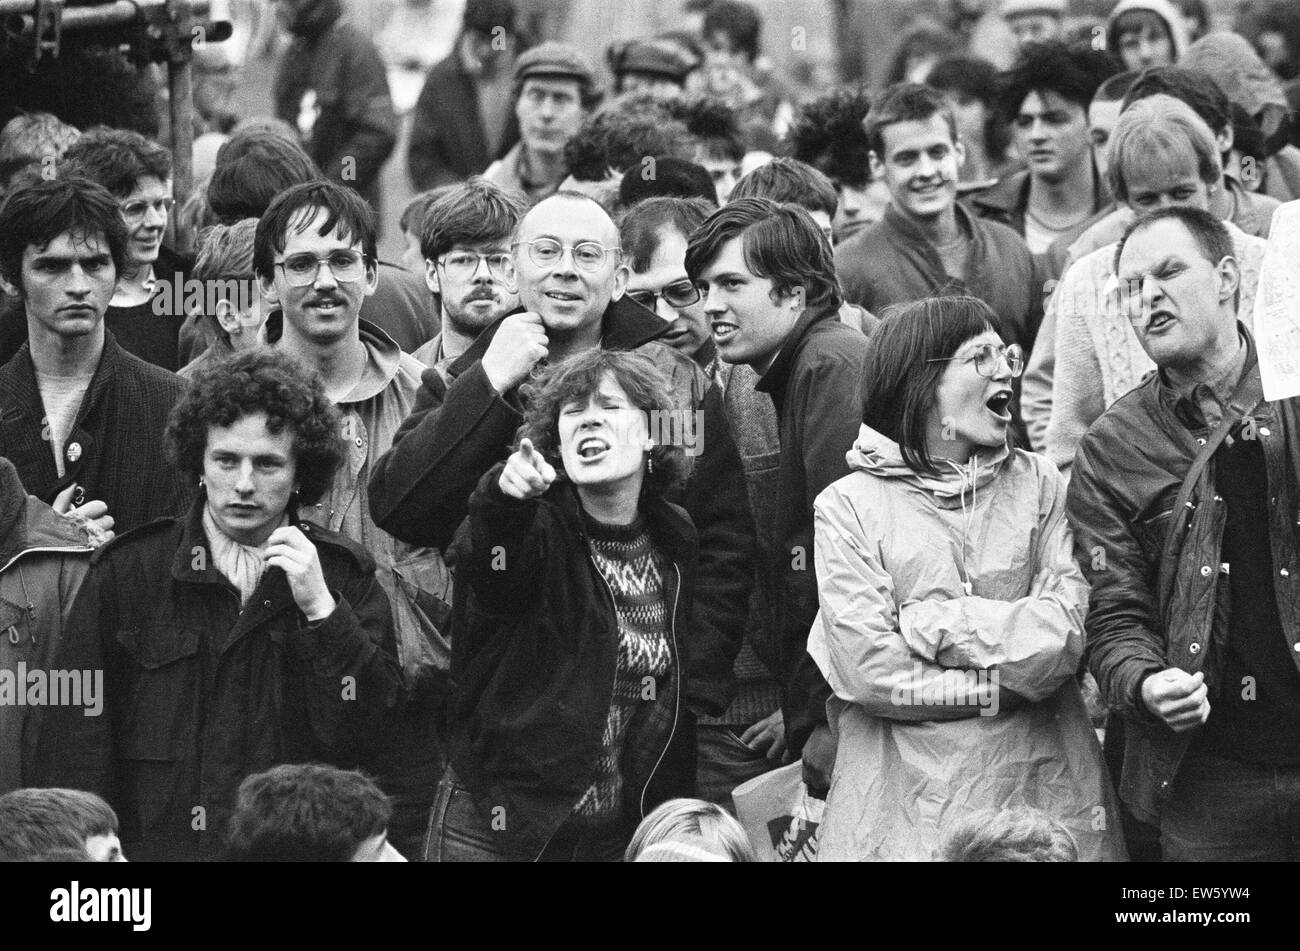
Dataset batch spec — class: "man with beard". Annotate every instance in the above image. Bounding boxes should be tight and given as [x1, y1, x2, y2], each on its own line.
[412, 179, 526, 376]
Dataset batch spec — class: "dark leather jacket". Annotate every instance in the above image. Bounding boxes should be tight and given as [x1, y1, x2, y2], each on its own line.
[1067, 330, 1300, 822]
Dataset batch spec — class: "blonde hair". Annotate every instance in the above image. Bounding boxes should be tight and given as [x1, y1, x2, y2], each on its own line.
[625, 798, 757, 862]
[1108, 94, 1222, 204]
[940, 806, 1079, 862]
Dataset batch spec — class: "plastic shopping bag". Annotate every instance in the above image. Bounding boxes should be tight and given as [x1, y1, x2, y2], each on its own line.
[731, 762, 825, 862]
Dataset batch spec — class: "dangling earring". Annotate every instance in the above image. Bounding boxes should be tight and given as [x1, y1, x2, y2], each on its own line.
[646, 454, 656, 476]
[198, 476, 205, 488]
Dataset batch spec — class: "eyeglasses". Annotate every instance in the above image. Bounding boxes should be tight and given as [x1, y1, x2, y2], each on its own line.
[627, 280, 701, 311]
[274, 250, 368, 286]
[926, 343, 1024, 378]
[438, 251, 514, 281]
[513, 238, 619, 272]
[120, 197, 175, 222]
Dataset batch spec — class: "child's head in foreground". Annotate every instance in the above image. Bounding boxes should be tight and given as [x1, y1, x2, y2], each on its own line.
[0, 787, 125, 862]
[940, 806, 1079, 862]
[625, 798, 757, 862]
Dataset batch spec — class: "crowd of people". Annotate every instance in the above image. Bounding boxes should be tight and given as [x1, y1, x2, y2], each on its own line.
[1, 0, 1300, 863]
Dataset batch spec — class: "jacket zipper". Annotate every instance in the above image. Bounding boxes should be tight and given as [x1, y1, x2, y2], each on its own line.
[533, 550, 623, 862]
[639, 562, 682, 818]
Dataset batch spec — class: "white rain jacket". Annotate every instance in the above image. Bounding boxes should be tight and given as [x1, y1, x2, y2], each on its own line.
[807, 425, 1125, 861]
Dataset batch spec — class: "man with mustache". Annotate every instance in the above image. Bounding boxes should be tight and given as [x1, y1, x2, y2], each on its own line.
[255, 181, 448, 858]
[835, 83, 1040, 355]
[411, 178, 526, 377]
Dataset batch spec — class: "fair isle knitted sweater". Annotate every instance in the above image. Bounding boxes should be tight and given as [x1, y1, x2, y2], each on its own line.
[1044, 221, 1266, 471]
[571, 516, 673, 822]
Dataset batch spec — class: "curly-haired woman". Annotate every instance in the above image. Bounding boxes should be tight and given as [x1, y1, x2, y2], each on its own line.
[34, 350, 403, 862]
[427, 348, 699, 862]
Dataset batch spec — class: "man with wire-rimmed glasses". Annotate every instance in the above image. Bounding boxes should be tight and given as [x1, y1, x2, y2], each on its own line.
[254, 179, 451, 859]
[411, 178, 526, 377]
[371, 192, 758, 833]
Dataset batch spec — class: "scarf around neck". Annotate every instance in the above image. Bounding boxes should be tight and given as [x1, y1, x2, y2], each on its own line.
[202, 504, 285, 606]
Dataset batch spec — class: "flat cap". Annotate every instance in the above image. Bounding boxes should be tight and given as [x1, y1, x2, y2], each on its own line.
[608, 39, 698, 82]
[514, 41, 597, 86]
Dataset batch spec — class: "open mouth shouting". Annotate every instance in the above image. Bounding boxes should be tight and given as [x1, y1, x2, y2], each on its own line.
[985, 388, 1013, 423]
[576, 435, 611, 462]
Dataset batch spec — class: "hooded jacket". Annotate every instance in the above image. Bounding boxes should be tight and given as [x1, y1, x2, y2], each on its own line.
[1104, 0, 1190, 65]
[0, 458, 95, 794]
[1180, 32, 1300, 203]
[272, 0, 397, 206]
[368, 296, 755, 717]
[807, 426, 1123, 861]
[445, 464, 697, 858]
[31, 495, 403, 861]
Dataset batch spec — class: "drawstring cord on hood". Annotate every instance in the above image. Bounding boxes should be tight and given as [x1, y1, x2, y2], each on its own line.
[944, 457, 980, 596]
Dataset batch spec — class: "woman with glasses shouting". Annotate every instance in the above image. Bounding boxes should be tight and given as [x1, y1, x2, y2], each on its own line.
[805, 297, 1124, 861]
[61, 128, 186, 371]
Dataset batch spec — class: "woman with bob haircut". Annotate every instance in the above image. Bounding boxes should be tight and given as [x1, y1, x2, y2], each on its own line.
[429, 347, 698, 862]
[625, 797, 756, 862]
[806, 297, 1124, 861]
[34, 349, 402, 862]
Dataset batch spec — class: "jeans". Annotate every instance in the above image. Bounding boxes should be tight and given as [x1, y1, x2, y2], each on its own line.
[696, 723, 781, 813]
[1161, 748, 1300, 861]
[423, 766, 627, 862]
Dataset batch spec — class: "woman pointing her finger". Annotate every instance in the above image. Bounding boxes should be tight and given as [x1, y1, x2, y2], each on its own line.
[428, 348, 700, 862]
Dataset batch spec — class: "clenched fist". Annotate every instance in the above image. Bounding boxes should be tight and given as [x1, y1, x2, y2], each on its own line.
[499, 438, 557, 500]
[1141, 668, 1210, 733]
[481, 311, 549, 394]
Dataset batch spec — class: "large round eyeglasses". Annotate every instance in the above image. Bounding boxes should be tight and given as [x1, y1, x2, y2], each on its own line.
[274, 250, 368, 287]
[513, 238, 619, 272]
[926, 343, 1024, 378]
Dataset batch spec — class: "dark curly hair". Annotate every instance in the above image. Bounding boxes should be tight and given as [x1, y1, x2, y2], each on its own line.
[673, 96, 747, 163]
[564, 101, 694, 182]
[785, 87, 874, 190]
[165, 349, 344, 506]
[516, 349, 687, 498]
[60, 126, 173, 199]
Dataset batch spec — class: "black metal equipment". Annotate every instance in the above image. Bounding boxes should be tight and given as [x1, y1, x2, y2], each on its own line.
[1, 0, 234, 254]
